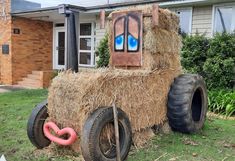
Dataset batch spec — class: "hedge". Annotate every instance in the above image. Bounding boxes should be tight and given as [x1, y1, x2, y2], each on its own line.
[181, 32, 235, 90]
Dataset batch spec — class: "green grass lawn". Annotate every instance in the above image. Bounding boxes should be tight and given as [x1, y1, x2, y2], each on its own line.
[0, 89, 234, 161]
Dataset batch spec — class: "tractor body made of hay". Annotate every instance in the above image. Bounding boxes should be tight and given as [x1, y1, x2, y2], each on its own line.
[27, 4, 208, 161]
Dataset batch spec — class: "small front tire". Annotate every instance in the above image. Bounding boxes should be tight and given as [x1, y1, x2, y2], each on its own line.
[27, 100, 51, 149]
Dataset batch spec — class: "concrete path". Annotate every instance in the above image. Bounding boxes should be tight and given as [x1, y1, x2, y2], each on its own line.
[0, 85, 25, 93]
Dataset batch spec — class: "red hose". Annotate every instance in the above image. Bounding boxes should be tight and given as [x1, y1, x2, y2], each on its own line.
[43, 122, 77, 146]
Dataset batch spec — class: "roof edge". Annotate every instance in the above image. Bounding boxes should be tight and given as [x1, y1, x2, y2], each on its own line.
[11, 0, 169, 15]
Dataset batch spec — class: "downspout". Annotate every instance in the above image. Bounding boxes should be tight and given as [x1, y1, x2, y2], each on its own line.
[66, 12, 79, 72]
[59, 5, 79, 73]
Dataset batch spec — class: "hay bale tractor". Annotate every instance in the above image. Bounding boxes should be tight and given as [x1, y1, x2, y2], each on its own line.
[27, 4, 208, 161]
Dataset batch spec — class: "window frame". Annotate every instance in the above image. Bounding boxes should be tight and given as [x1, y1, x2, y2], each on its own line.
[53, 21, 66, 70]
[79, 22, 95, 67]
[212, 3, 235, 35]
[173, 7, 193, 34]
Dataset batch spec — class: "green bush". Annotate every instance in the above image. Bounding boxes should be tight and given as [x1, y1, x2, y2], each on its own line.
[204, 32, 235, 89]
[181, 34, 209, 76]
[203, 57, 234, 89]
[181, 32, 235, 89]
[208, 89, 235, 117]
[96, 34, 110, 68]
[207, 32, 235, 58]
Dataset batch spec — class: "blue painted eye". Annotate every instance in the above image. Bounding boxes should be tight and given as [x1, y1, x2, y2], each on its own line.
[115, 34, 124, 51]
[128, 34, 138, 51]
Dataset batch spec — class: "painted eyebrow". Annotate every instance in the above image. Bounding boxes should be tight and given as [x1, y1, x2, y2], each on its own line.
[114, 16, 126, 36]
[127, 13, 140, 38]
[127, 13, 140, 52]
[114, 16, 126, 51]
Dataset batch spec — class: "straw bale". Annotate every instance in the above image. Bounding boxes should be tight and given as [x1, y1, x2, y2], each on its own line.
[108, 5, 179, 32]
[48, 67, 181, 151]
[142, 51, 181, 71]
[47, 4, 182, 152]
[143, 24, 182, 54]
[133, 128, 155, 147]
[108, 5, 182, 70]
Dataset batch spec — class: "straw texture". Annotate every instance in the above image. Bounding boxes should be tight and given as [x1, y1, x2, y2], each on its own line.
[47, 5, 182, 151]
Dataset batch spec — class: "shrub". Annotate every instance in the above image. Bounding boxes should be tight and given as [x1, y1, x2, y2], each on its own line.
[204, 32, 235, 89]
[203, 57, 234, 89]
[207, 32, 235, 58]
[96, 34, 110, 68]
[208, 89, 235, 117]
[181, 34, 209, 76]
[181, 32, 235, 89]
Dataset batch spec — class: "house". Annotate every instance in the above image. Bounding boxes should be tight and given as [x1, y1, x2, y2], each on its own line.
[0, 0, 234, 88]
[162, 0, 235, 36]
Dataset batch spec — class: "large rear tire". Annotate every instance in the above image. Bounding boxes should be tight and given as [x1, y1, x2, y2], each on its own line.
[167, 74, 208, 133]
[27, 100, 51, 149]
[81, 107, 132, 161]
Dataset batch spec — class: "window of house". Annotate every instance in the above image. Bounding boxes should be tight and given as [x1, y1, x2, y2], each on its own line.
[79, 23, 95, 66]
[213, 4, 235, 33]
[175, 8, 192, 35]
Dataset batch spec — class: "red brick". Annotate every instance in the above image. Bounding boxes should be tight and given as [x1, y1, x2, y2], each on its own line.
[0, 0, 53, 86]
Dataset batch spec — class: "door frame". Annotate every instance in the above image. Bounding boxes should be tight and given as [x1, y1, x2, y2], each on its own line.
[78, 21, 95, 67]
[53, 26, 66, 70]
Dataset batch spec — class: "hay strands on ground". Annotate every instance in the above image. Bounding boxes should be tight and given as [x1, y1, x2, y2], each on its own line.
[112, 101, 121, 161]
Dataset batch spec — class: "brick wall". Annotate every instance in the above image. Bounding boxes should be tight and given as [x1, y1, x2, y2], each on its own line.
[11, 17, 53, 84]
[0, 0, 13, 84]
[1, 0, 53, 85]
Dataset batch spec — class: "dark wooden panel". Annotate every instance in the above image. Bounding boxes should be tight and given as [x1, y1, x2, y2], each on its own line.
[111, 11, 143, 67]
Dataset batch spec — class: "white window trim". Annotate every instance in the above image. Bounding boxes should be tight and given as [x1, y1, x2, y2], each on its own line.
[53, 22, 66, 70]
[79, 22, 95, 68]
[212, 2, 235, 36]
[173, 7, 193, 34]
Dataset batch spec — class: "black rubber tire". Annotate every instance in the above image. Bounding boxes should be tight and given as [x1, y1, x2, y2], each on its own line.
[81, 107, 132, 161]
[27, 100, 51, 149]
[167, 74, 208, 133]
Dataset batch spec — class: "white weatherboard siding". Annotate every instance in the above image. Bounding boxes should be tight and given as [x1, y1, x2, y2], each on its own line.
[192, 5, 213, 37]
[170, 5, 213, 37]
[95, 16, 107, 49]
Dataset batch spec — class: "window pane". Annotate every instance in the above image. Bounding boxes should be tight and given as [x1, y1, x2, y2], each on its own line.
[80, 52, 91, 65]
[58, 32, 65, 65]
[177, 9, 191, 34]
[80, 23, 92, 35]
[80, 38, 91, 50]
[215, 7, 233, 33]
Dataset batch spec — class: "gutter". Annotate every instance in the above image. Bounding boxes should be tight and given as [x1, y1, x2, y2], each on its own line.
[11, 0, 169, 16]
[10, 0, 235, 16]
[85, 0, 170, 10]
[11, 6, 60, 15]
[159, 0, 208, 7]
[159, 0, 235, 7]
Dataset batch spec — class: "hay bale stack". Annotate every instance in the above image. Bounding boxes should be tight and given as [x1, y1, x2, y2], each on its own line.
[108, 5, 181, 70]
[47, 5, 182, 151]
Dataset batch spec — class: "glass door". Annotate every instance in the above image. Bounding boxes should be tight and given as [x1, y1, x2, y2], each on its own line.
[54, 28, 65, 69]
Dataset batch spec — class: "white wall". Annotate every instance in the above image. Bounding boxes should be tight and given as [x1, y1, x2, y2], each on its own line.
[192, 5, 213, 37]
[95, 15, 107, 49]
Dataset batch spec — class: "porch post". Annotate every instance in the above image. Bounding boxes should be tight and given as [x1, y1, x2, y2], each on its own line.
[66, 12, 79, 72]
